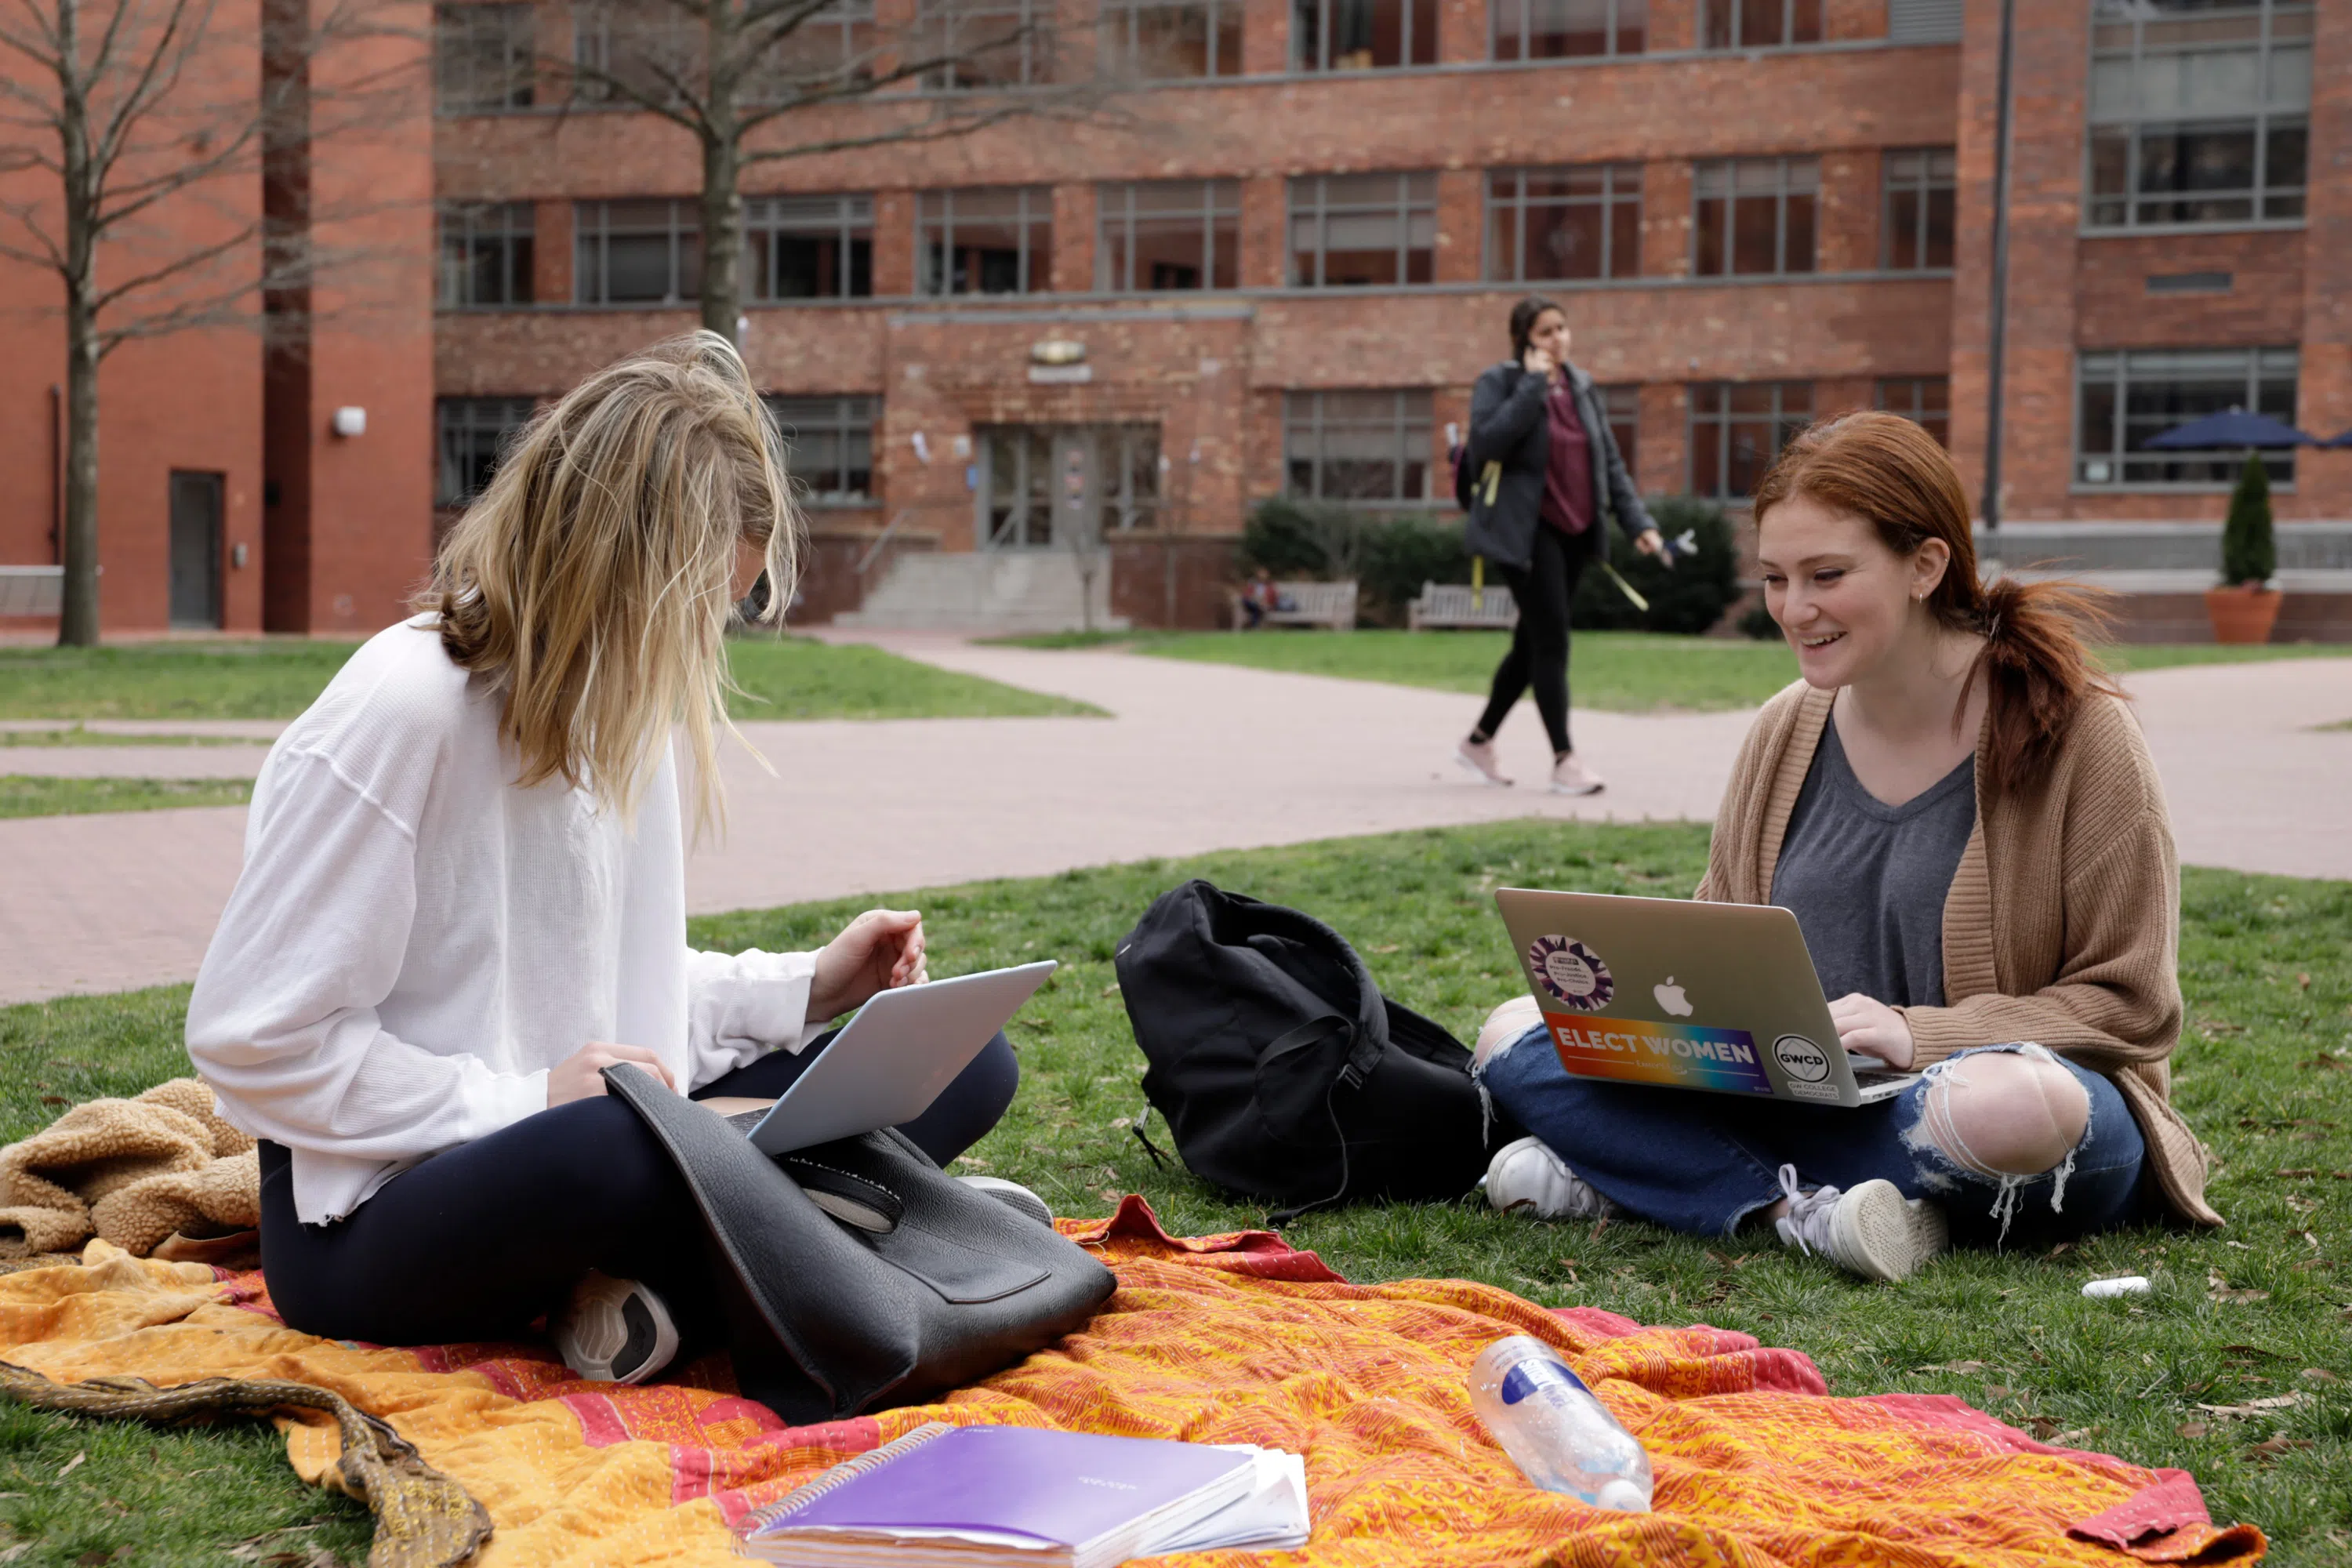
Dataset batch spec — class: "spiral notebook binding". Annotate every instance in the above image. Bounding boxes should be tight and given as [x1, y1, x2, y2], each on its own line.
[736, 1421, 957, 1541]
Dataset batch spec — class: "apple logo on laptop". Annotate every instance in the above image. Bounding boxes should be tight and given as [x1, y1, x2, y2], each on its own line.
[1654, 977, 1693, 1018]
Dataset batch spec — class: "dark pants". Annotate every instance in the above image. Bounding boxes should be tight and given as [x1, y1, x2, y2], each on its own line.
[256, 1030, 1018, 1349]
[1475, 525, 1588, 756]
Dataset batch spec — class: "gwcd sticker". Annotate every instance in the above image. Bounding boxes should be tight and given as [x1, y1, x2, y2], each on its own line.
[1527, 935, 1613, 1013]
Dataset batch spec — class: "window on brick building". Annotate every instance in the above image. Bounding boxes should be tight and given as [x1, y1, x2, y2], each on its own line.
[765, 395, 877, 503]
[1882, 148, 1955, 270]
[1875, 376, 1949, 446]
[1688, 382, 1812, 499]
[1596, 384, 1639, 479]
[1289, 173, 1436, 288]
[2075, 347, 2298, 487]
[1102, 0, 1242, 77]
[917, 0, 1054, 89]
[751, 0, 877, 93]
[1294, 0, 1436, 71]
[1699, 0, 1820, 48]
[1693, 158, 1817, 277]
[1098, 181, 1240, 291]
[574, 199, 701, 304]
[437, 202, 535, 308]
[1283, 390, 1432, 505]
[2086, 0, 2309, 229]
[918, 187, 1052, 295]
[746, 196, 873, 300]
[434, 3, 535, 113]
[437, 397, 539, 506]
[570, 2, 700, 105]
[1490, 0, 1645, 59]
[1486, 165, 1641, 283]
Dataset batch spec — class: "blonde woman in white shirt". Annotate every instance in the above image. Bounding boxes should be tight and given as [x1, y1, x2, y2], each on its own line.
[187, 332, 1026, 1386]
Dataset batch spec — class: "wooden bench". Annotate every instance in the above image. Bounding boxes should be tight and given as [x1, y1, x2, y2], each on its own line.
[1235, 579, 1359, 631]
[1407, 580, 1518, 631]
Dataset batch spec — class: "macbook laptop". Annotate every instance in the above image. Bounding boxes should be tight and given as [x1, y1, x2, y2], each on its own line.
[742, 960, 1058, 1154]
[1493, 889, 1920, 1107]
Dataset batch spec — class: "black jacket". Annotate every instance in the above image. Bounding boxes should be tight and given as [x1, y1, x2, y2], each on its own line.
[1461, 360, 1653, 573]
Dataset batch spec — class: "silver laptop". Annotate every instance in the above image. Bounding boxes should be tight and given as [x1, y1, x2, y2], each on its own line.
[1493, 889, 1919, 1107]
[743, 960, 1058, 1154]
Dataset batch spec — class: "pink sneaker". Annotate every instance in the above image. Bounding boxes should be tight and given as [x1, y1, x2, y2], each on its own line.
[1455, 737, 1512, 786]
[1548, 753, 1604, 795]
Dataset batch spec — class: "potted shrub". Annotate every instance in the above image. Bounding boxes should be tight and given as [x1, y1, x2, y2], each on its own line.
[2205, 452, 2282, 645]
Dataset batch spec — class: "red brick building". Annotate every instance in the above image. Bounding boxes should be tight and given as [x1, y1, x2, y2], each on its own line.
[9, 0, 2350, 635]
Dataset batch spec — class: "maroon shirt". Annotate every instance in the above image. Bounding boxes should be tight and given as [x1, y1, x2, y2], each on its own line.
[1541, 377, 1595, 535]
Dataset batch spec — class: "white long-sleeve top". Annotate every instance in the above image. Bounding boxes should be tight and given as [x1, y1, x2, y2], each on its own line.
[186, 617, 816, 1225]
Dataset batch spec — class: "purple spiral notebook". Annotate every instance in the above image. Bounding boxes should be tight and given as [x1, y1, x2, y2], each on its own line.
[738, 1422, 1284, 1567]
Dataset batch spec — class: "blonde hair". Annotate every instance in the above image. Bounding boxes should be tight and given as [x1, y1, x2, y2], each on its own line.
[419, 331, 801, 835]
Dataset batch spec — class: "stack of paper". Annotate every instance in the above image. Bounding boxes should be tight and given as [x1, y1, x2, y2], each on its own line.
[735, 1423, 1310, 1567]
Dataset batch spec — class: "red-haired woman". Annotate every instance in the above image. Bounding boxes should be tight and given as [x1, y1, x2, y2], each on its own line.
[1472, 411, 2216, 1280]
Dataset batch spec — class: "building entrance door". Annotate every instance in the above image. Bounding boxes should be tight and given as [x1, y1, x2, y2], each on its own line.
[978, 426, 1160, 550]
[169, 470, 224, 629]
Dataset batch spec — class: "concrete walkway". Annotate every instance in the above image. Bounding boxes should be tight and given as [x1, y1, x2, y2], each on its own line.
[1, 644, 2346, 1004]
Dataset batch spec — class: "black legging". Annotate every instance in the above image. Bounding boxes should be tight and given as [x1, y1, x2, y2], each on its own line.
[1475, 524, 1588, 756]
[255, 1030, 1018, 1351]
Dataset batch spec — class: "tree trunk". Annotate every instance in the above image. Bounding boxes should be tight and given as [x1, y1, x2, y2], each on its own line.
[59, 300, 102, 647]
[698, 43, 744, 343]
[56, 0, 101, 647]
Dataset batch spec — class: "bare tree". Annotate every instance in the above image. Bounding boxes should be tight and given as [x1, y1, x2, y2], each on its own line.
[0, 0, 416, 644]
[546, 0, 1123, 339]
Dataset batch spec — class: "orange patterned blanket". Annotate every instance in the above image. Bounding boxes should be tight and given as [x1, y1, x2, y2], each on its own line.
[0, 1196, 2259, 1567]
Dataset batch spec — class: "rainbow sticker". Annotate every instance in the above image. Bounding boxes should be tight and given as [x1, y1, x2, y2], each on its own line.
[1546, 1016, 1777, 1096]
[1527, 935, 1613, 1013]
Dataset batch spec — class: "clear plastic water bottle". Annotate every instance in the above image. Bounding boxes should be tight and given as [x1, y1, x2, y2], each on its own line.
[1468, 1334, 1653, 1512]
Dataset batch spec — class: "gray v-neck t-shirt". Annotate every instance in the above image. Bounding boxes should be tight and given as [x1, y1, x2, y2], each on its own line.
[1768, 717, 1976, 1010]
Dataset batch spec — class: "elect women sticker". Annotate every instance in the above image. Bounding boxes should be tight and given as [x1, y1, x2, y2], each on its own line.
[1527, 935, 1614, 1013]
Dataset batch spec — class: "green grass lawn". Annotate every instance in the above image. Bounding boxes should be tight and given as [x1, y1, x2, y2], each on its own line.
[0, 728, 263, 749]
[3, 821, 2347, 1563]
[990, 630, 2352, 713]
[0, 638, 1095, 724]
[0, 776, 254, 819]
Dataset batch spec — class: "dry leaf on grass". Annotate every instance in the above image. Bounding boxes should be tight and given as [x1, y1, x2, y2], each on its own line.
[2208, 1269, 2270, 1304]
[2246, 1436, 2314, 1463]
[2194, 1392, 2304, 1417]
[2177, 1421, 2211, 1438]
[1915, 1359, 1989, 1374]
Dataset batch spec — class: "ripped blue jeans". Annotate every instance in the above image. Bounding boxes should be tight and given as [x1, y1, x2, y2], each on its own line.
[1479, 1030, 2154, 1247]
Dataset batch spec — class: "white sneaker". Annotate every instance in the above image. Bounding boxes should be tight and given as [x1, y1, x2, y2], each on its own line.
[1456, 737, 1513, 787]
[552, 1271, 681, 1385]
[956, 1174, 1054, 1227]
[1483, 1136, 1615, 1221]
[1548, 753, 1605, 796]
[1773, 1164, 1947, 1283]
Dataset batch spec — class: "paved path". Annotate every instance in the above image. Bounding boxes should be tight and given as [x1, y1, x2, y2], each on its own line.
[1, 644, 2346, 1004]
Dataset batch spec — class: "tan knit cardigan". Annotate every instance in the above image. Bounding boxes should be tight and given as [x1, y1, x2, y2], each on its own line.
[1696, 681, 2219, 1227]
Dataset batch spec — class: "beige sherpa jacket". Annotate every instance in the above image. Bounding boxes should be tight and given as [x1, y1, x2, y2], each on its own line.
[0, 1079, 260, 1260]
[1697, 681, 2218, 1228]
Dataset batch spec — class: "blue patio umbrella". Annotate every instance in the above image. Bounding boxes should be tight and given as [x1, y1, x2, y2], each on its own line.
[2143, 408, 2315, 449]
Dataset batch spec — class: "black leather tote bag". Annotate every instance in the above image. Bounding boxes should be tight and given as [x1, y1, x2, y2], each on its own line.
[601, 1063, 1114, 1423]
[1116, 880, 1512, 1222]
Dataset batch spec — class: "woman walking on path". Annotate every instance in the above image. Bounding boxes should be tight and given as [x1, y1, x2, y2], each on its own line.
[186, 332, 1031, 1388]
[1475, 411, 2216, 1281]
[1457, 296, 1664, 795]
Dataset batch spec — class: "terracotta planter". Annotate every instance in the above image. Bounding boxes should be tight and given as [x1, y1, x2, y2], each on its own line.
[2204, 584, 2283, 645]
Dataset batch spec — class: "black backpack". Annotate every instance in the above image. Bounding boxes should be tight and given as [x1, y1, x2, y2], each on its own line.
[1114, 880, 1512, 1223]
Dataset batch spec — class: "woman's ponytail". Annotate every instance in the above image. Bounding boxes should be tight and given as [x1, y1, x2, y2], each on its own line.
[1753, 412, 2124, 800]
[1972, 576, 2120, 797]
